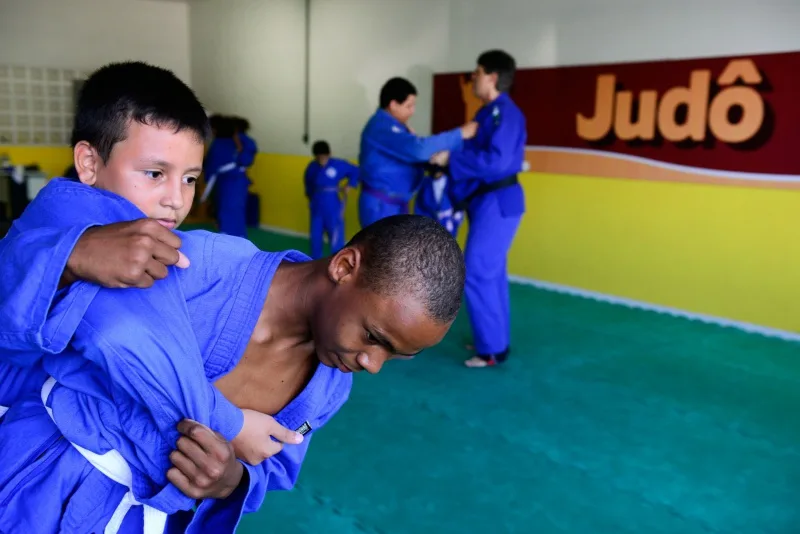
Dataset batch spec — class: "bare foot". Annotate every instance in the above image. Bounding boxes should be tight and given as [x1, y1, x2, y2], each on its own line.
[464, 356, 491, 368]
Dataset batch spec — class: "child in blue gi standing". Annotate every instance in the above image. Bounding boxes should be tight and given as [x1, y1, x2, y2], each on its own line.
[303, 140, 359, 259]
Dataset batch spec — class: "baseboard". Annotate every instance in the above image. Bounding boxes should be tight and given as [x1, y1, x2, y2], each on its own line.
[259, 223, 800, 343]
[259, 224, 311, 240]
[508, 275, 800, 343]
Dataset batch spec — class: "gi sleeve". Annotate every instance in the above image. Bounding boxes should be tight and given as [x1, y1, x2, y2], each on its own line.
[0, 224, 99, 364]
[185, 438, 312, 533]
[448, 109, 525, 182]
[68, 273, 244, 511]
[341, 160, 360, 188]
[188, 375, 353, 531]
[237, 136, 257, 168]
[371, 125, 464, 163]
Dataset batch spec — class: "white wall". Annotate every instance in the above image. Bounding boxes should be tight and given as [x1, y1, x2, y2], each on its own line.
[189, 0, 800, 159]
[189, 0, 307, 155]
[0, 0, 192, 83]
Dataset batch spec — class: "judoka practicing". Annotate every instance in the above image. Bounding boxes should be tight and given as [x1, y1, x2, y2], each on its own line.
[201, 115, 251, 238]
[429, 50, 527, 368]
[357, 76, 479, 227]
[303, 140, 360, 259]
[0, 62, 466, 533]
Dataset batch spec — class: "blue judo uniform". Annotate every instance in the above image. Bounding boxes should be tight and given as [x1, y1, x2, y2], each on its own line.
[0, 179, 352, 533]
[238, 132, 258, 179]
[413, 174, 464, 238]
[237, 132, 258, 192]
[447, 92, 527, 358]
[357, 109, 464, 227]
[303, 157, 359, 259]
[204, 137, 250, 238]
[0, 194, 97, 411]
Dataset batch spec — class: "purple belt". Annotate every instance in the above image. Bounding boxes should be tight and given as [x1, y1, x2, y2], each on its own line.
[361, 183, 409, 213]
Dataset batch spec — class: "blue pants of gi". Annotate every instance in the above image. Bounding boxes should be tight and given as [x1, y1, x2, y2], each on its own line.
[310, 192, 345, 259]
[464, 193, 521, 355]
[217, 177, 249, 239]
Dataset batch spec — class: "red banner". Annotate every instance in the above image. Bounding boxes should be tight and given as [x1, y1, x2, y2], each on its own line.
[432, 51, 800, 188]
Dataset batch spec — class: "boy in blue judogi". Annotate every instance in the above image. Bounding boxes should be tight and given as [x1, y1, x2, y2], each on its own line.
[357, 77, 478, 227]
[0, 61, 313, 528]
[430, 50, 526, 369]
[303, 140, 359, 259]
[0, 60, 310, 503]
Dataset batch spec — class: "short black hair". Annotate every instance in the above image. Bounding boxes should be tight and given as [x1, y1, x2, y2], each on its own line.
[209, 114, 236, 139]
[209, 114, 225, 132]
[312, 140, 330, 156]
[346, 214, 465, 324]
[232, 116, 250, 133]
[379, 77, 417, 109]
[478, 50, 516, 93]
[71, 61, 210, 163]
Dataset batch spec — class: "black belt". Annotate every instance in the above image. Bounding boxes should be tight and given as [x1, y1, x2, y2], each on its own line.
[453, 174, 518, 211]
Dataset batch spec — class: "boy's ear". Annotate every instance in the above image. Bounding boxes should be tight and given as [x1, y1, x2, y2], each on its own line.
[73, 141, 100, 186]
[328, 246, 362, 285]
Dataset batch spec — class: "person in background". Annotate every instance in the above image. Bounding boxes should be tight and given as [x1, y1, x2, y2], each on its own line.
[430, 50, 527, 369]
[303, 140, 359, 259]
[357, 77, 478, 227]
[203, 115, 249, 238]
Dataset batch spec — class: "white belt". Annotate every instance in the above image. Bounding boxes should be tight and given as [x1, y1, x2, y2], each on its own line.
[200, 161, 238, 203]
[200, 175, 217, 203]
[41, 377, 167, 534]
[216, 162, 237, 175]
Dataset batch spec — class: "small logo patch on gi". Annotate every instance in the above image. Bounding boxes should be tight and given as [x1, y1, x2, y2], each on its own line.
[296, 421, 313, 436]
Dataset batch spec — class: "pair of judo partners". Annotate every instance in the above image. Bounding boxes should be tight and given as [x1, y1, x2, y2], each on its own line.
[356, 50, 527, 367]
[301, 140, 462, 261]
[0, 61, 466, 533]
[200, 114, 258, 239]
[355, 75, 474, 240]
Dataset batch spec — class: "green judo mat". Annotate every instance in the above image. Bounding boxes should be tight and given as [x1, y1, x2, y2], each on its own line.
[188, 225, 800, 533]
